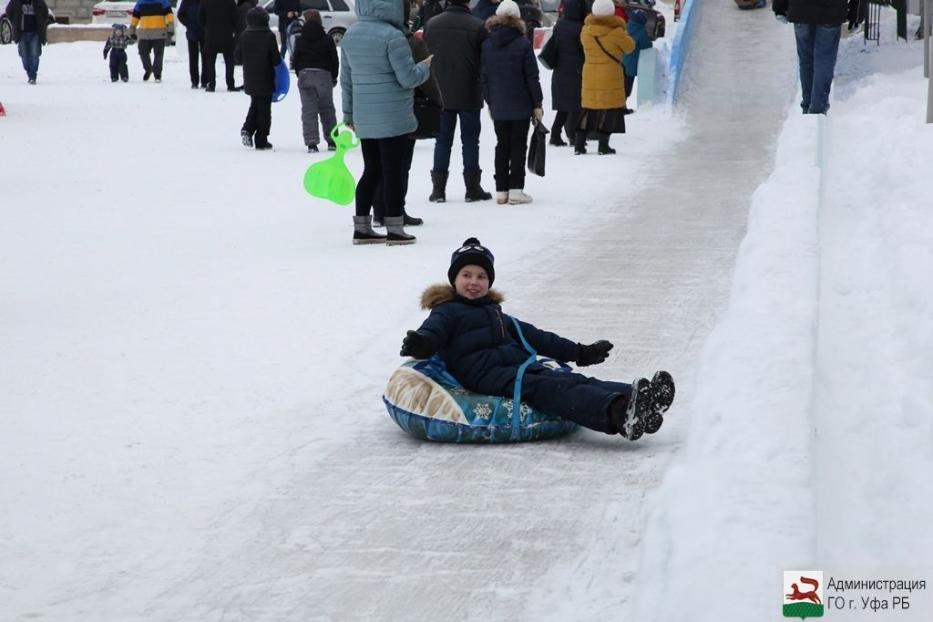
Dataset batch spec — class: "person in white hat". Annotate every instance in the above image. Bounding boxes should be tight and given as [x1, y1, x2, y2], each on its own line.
[480, 0, 544, 204]
[575, 0, 634, 155]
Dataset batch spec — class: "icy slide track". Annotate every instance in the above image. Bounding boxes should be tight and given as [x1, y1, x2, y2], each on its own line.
[139, 3, 799, 620]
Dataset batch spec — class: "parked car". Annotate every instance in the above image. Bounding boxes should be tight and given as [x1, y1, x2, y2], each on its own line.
[261, 0, 355, 44]
[90, 0, 135, 25]
[0, 11, 11, 44]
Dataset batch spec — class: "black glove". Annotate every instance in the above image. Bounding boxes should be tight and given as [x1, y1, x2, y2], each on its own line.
[400, 330, 436, 359]
[576, 340, 613, 367]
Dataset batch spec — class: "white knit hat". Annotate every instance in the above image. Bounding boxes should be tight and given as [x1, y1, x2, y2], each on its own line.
[591, 0, 615, 17]
[496, 0, 521, 18]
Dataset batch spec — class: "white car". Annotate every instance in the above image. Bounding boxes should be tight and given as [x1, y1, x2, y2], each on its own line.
[90, 0, 136, 25]
[261, 0, 356, 44]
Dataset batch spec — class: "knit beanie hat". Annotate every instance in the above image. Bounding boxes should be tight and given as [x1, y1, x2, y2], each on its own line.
[591, 0, 615, 17]
[496, 0, 521, 18]
[246, 6, 270, 27]
[448, 237, 495, 286]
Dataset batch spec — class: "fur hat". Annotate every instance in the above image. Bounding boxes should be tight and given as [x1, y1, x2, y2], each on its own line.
[448, 237, 495, 286]
[246, 6, 270, 27]
[496, 0, 521, 18]
[591, 0, 615, 17]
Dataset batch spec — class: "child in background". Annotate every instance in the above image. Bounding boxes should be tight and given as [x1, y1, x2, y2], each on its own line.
[622, 8, 652, 114]
[292, 9, 338, 153]
[234, 6, 281, 151]
[103, 23, 132, 82]
[400, 237, 676, 440]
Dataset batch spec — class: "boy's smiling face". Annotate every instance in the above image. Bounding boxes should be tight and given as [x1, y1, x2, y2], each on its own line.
[454, 265, 490, 300]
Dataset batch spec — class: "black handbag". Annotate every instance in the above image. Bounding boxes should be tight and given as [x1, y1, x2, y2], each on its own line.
[527, 119, 549, 177]
[411, 94, 441, 140]
[538, 34, 557, 70]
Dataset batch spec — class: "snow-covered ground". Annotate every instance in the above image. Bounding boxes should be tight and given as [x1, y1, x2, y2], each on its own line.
[2, 5, 932, 620]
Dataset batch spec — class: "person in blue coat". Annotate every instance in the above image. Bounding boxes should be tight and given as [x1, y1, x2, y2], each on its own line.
[481, 0, 543, 205]
[399, 237, 676, 441]
[340, 0, 432, 246]
[176, 0, 205, 88]
[622, 8, 652, 112]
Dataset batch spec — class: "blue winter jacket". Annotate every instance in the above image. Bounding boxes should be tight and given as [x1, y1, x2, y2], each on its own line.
[480, 16, 543, 121]
[414, 285, 582, 396]
[339, 0, 430, 139]
[622, 17, 652, 79]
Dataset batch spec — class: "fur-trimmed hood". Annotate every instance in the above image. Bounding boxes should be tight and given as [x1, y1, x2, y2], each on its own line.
[485, 13, 527, 37]
[420, 284, 505, 310]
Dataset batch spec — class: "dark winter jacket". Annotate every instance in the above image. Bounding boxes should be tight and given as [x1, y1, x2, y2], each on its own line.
[235, 0, 256, 38]
[271, 0, 300, 33]
[292, 19, 339, 80]
[772, 0, 858, 25]
[177, 0, 203, 41]
[472, 0, 497, 21]
[413, 285, 583, 396]
[481, 15, 542, 121]
[410, 32, 443, 109]
[234, 9, 281, 96]
[622, 12, 651, 79]
[4, 0, 50, 44]
[548, 0, 585, 112]
[199, 0, 238, 53]
[418, 0, 445, 27]
[422, 3, 485, 110]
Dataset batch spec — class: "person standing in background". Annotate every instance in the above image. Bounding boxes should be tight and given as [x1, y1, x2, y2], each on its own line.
[200, 0, 239, 91]
[129, 0, 175, 82]
[177, 0, 206, 88]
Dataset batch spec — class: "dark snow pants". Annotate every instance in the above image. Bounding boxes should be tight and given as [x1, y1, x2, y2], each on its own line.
[506, 368, 633, 435]
[242, 95, 273, 147]
[187, 39, 203, 86]
[493, 119, 530, 192]
[297, 68, 337, 148]
[203, 48, 236, 90]
[109, 49, 128, 81]
[355, 135, 410, 218]
[138, 39, 165, 79]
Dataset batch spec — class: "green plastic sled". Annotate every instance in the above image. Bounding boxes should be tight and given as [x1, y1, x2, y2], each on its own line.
[303, 124, 360, 206]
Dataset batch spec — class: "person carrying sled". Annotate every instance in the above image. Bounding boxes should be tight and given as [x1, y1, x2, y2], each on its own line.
[399, 237, 675, 440]
[234, 6, 281, 150]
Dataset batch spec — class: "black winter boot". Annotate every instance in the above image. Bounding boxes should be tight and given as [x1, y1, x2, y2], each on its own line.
[429, 171, 448, 203]
[403, 211, 423, 226]
[643, 370, 675, 434]
[573, 131, 587, 155]
[597, 134, 616, 155]
[464, 169, 492, 202]
[352, 215, 387, 245]
[384, 216, 416, 246]
[608, 378, 651, 441]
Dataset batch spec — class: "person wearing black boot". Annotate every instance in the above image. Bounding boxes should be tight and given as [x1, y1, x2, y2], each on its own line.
[424, 0, 493, 203]
[200, 0, 239, 91]
[576, 0, 633, 155]
[341, 0, 432, 245]
[234, 6, 280, 150]
[177, 0, 204, 88]
[547, 0, 587, 147]
[400, 237, 676, 440]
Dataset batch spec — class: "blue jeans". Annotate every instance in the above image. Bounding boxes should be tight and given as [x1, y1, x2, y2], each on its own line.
[432, 109, 481, 173]
[794, 23, 842, 114]
[18, 31, 41, 81]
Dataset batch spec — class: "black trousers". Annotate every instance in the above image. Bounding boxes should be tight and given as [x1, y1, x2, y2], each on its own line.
[242, 95, 272, 146]
[187, 39, 203, 86]
[493, 119, 530, 192]
[355, 135, 411, 218]
[372, 138, 416, 221]
[624, 72, 635, 103]
[203, 48, 235, 89]
[109, 49, 128, 81]
[550, 110, 580, 142]
[138, 39, 165, 78]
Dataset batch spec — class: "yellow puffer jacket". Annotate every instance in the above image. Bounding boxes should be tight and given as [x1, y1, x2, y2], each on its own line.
[580, 15, 635, 110]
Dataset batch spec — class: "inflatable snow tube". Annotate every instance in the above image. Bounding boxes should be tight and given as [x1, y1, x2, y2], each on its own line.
[383, 356, 578, 443]
[272, 60, 290, 102]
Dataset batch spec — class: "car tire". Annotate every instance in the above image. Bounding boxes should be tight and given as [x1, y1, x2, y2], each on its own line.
[1, 17, 13, 45]
[328, 27, 345, 45]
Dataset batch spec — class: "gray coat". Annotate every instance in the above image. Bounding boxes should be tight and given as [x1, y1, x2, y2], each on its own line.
[339, 0, 430, 139]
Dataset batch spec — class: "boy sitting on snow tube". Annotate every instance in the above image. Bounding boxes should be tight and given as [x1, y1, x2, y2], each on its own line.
[395, 237, 675, 441]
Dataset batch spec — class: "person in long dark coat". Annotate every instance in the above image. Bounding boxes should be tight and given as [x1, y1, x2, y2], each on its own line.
[234, 6, 281, 150]
[547, 0, 586, 146]
[177, 0, 205, 87]
[199, 0, 239, 90]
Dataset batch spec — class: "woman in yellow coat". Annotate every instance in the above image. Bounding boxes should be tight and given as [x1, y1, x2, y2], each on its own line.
[576, 0, 634, 155]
